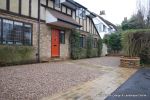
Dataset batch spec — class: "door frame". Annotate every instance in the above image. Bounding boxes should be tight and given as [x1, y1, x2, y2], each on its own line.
[51, 29, 60, 58]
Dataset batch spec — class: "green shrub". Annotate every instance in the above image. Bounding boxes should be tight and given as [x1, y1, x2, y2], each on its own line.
[103, 33, 122, 54]
[140, 47, 150, 64]
[70, 30, 102, 59]
[70, 30, 81, 59]
[122, 29, 150, 64]
[87, 34, 93, 58]
[0, 45, 34, 66]
[91, 48, 98, 57]
[97, 38, 103, 57]
[79, 48, 87, 59]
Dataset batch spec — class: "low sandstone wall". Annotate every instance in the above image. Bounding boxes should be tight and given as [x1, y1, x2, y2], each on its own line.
[120, 57, 140, 68]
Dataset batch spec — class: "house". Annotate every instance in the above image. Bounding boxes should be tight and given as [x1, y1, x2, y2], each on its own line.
[0, 0, 100, 61]
[93, 14, 117, 38]
[92, 13, 117, 56]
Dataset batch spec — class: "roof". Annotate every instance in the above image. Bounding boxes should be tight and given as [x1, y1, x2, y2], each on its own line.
[48, 9, 82, 27]
[98, 16, 117, 31]
[62, 1, 77, 10]
[92, 12, 117, 31]
[66, 0, 87, 9]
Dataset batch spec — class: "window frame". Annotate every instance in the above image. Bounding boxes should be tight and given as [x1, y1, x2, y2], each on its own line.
[23, 23, 33, 46]
[80, 35, 86, 48]
[13, 21, 24, 45]
[59, 30, 65, 44]
[93, 38, 98, 48]
[2, 19, 14, 45]
[76, 8, 86, 20]
[103, 25, 106, 32]
[0, 17, 33, 46]
[54, 0, 61, 8]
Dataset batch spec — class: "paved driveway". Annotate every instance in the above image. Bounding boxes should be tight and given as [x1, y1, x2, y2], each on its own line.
[0, 57, 136, 100]
[106, 68, 150, 100]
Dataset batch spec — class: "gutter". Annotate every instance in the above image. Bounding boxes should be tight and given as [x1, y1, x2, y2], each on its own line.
[37, 0, 41, 63]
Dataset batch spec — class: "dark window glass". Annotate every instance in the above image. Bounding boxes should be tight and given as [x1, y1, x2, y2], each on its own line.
[80, 35, 86, 48]
[60, 31, 65, 44]
[14, 22, 23, 45]
[76, 8, 86, 19]
[24, 24, 32, 45]
[94, 38, 97, 48]
[3, 19, 14, 44]
[55, 0, 60, 8]
[103, 25, 106, 32]
[2, 18, 32, 46]
[80, 36, 83, 47]
[0, 19, 1, 43]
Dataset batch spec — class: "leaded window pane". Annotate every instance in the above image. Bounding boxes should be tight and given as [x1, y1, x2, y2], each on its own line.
[80, 35, 86, 48]
[2, 19, 32, 46]
[24, 24, 32, 45]
[3, 19, 14, 44]
[80, 36, 84, 48]
[14, 22, 23, 45]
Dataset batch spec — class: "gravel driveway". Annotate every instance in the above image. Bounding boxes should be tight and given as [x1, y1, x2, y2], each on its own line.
[0, 57, 120, 100]
[0, 61, 103, 100]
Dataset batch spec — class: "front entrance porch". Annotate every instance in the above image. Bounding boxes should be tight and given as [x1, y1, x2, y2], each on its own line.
[49, 28, 70, 60]
[51, 29, 60, 58]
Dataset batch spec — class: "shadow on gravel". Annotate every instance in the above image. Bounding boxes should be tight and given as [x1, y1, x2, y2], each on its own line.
[105, 68, 150, 100]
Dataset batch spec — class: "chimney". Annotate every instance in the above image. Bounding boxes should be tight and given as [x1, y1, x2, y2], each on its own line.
[100, 10, 105, 15]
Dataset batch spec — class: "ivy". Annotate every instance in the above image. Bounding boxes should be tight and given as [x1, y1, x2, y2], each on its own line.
[70, 31, 103, 59]
[70, 30, 81, 59]
[97, 38, 103, 57]
[87, 34, 93, 58]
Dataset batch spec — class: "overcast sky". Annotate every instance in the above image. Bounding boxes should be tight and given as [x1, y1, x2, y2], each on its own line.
[75, 0, 137, 25]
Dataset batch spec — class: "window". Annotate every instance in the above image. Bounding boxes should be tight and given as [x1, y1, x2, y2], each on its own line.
[103, 25, 106, 32]
[24, 24, 32, 45]
[60, 31, 65, 44]
[55, 0, 61, 8]
[67, 8, 72, 15]
[76, 8, 86, 19]
[62, 6, 66, 13]
[80, 35, 86, 48]
[14, 22, 23, 45]
[0, 18, 32, 45]
[94, 38, 97, 48]
[3, 19, 14, 44]
[0, 19, 1, 43]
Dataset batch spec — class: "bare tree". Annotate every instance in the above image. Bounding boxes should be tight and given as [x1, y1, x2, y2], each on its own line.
[136, 0, 150, 28]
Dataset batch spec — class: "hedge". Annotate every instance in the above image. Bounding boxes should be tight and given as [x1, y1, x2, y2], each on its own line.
[0, 45, 34, 66]
[122, 29, 150, 64]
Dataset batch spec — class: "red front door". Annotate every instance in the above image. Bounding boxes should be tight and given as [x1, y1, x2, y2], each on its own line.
[51, 29, 60, 57]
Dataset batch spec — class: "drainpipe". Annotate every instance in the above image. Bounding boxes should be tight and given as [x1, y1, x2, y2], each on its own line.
[37, 0, 41, 63]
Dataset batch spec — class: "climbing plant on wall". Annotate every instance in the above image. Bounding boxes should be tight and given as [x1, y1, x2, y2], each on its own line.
[70, 30, 81, 59]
